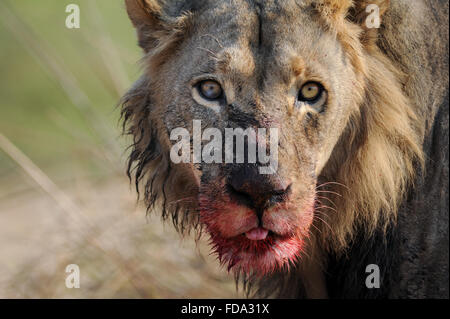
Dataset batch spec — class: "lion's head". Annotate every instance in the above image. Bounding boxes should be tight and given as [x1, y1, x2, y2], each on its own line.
[122, 0, 423, 278]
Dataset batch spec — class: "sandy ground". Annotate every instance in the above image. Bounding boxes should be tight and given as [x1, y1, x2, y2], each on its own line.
[0, 174, 239, 298]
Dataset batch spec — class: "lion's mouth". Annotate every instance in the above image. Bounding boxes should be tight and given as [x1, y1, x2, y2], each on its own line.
[244, 227, 269, 240]
[209, 227, 303, 274]
[198, 181, 314, 274]
[237, 228, 292, 247]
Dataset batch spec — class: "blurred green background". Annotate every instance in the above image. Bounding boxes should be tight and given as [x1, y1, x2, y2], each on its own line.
[0, 0, 137, 183]
[0, 1, 237, 298]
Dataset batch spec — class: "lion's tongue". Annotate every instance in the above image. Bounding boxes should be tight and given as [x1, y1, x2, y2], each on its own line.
[245, 227, 269, 240]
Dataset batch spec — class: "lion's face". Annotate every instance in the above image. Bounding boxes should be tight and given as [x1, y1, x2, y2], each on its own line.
[124, 0, 422, 278]
[147, 1, 361, 275]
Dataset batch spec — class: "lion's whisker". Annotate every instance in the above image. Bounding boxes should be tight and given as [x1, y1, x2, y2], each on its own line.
[316, 195, 337, 209]
[316, 190, 342, 197]
[313, 215, 332, 232]
[200, 34, 224, 49]
[314, 204, 338, 214]
[316, 181, 349, 190]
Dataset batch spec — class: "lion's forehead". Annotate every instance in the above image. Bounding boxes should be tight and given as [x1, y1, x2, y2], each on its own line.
[187, 1, 343, 82]
[196, 1, 317, 41]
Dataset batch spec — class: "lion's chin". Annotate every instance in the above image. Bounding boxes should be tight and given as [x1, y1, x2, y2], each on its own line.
[209, 229, 305, 276]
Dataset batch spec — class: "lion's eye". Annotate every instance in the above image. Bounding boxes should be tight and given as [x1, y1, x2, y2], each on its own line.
[298, 82, 323, 103]
[198, 80, 223, 100]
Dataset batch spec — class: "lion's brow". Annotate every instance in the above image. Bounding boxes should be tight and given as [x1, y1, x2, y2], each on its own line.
[194, 45, 229, 73]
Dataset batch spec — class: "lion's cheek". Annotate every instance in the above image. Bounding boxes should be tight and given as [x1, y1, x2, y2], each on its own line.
[211, 206, 258, 238]
[199, 195, 258, 238]
[263, 200, 315, 237]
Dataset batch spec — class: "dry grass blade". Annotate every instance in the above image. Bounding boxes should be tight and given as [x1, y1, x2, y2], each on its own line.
[0, 132, 153, 298]
[0, 1, 121, 164]
[85, 1, 131, 97]
[0, 133, 82, 217]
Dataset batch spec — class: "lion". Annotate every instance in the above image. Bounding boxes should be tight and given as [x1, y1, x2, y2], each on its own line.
[121, 0, 449, 298]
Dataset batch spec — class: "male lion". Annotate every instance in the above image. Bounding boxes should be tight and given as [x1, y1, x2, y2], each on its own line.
[121, 0, 449, 298]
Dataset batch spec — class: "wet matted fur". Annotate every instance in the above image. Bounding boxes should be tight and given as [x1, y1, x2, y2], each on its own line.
[121, 0, 449, 298]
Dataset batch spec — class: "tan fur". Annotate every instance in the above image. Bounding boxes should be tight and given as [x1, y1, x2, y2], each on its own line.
[312, 0, 424, 252]
[122, 0, 447, 297]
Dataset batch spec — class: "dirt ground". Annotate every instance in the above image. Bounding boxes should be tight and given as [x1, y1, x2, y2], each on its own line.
[0, 174, 239, 298]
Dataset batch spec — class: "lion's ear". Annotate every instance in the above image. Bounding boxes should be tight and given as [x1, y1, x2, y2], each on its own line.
[350, 0, 390, 23]
[349, 0, 390, 48]
[312, 0, 390, 49]
[125, 0, 164, 51]
[125, 0, 193, 53]
[312, 0, 353, 24]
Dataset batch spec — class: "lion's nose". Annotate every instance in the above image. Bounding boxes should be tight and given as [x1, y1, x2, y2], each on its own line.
[227, 165, 290, 211]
